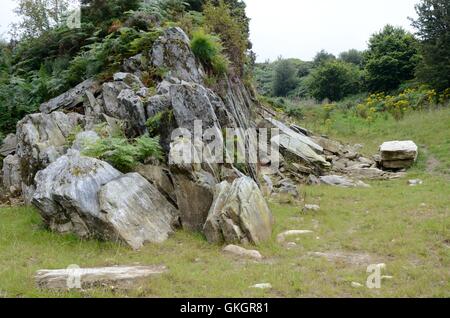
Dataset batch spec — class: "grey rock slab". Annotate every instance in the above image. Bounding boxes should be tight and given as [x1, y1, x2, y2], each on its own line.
[98, 173, 180, 249]
[40, 78, 100, 114]
[35, 265, 168, 291]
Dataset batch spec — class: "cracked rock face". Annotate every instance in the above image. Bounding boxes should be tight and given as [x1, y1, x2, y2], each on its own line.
[16, 112, 85, 187]
[151, 27, 204, 84]
[32, 150, 123, 238]
[98, 173, 180, 249]
[204, 177, 274, 245]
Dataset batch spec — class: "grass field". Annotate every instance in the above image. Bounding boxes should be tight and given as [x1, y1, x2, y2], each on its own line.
[0, 108, 449, 298]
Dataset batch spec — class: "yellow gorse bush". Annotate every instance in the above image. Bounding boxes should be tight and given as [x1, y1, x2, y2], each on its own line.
[355, 87, 450, 121]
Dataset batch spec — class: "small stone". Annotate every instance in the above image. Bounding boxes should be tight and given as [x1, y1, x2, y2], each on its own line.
[408, 179, 423, 186]
[351, 282, 363, 288]
[303, 204, 320, 212]
[250, 283, 272, 289]
[223, 245, 263, 260]
[277, 230, 313, 243]
[286, 242, 297, 248]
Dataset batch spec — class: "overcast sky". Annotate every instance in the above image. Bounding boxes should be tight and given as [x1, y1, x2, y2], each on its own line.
[1, 0, 420, 61]
[245, 0, 419, 62]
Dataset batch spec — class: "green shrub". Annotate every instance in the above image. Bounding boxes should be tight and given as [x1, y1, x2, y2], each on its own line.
[83, 135, 163, 172]
[66, 125, 84, 147]
[307, 60, 362, 102]
[191, 29, 229, 75]
[135, 135, 164, 161]
[285, 106, 304, 119]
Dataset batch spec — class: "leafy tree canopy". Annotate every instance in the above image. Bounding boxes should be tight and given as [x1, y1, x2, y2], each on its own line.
[412, 0, 450, 91]
[363, 25, 419, 92]
[307, 60, 362, 102]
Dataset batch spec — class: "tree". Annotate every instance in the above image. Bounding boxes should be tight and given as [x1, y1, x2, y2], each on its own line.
[412, 0, 450, 91]
[364, 25, 419, 92]
[307, 60, 361, 101]
[313, 49, 336, 66]
[12, 0, 71, 38]
[272, 58, 297, 97]
[81, 0, 141, 27]
[339, 49, 364, 68]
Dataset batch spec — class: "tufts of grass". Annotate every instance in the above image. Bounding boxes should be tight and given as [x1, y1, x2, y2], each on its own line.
[190, 29, 229, 75]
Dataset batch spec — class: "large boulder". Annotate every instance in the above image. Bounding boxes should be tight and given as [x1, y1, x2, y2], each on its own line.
[40, 78, 101, 114]
[32, 151, 180, 249]
[172, 170, 217, 232]
[16, 112, 85, 187]
[203, 177, 274, 245]
[2, 155, 22, 196]
[151, 27, 204, 84]
[32, 150, 122, 237]
[98, 173, 180, 249]
[380, 141, 418, 170]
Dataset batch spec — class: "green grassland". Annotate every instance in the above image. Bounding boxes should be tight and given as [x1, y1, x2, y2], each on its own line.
[0, 108, 449, 298]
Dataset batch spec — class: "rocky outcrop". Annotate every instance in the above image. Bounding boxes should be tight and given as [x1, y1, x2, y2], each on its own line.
[8, 26, 273, 247]
[98, 173, 179, 249]
[203, 177, 274, 245]
[380, 141, 418, 169]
